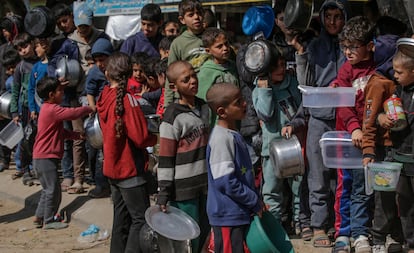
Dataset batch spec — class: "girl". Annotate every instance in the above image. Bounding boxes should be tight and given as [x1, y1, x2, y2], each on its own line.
[96, 52, 157, 253]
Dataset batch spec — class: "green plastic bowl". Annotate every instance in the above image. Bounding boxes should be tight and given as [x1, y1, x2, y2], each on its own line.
[246, 212, 294, 253]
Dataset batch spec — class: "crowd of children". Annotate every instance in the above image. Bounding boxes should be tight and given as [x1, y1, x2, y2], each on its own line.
[2, 0, 414, 253]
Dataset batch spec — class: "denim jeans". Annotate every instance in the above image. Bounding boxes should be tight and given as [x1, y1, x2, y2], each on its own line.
[110, 184, 150, 253]
[86, 142, 108, 189]
[61, 121, 73, 179]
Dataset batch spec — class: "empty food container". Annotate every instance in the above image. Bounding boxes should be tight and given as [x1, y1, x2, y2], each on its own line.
[319, 131, 363, 169]
[367, 162, 402, 191]
[298, 85, 356, 108]
[0, 121, 24, 149]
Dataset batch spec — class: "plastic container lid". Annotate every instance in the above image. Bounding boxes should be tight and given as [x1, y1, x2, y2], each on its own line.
[0, 121, 23, 149]
[145, 205, 200, 241]
[242, 5, 275, 39]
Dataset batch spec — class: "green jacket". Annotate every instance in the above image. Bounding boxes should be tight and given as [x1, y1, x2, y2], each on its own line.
[11, 58, 37, 117]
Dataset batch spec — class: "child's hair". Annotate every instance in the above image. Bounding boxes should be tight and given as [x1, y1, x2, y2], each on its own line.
[13, 32, 33, 49]
[141, 3, 162, 23]
[203, 8, 216, 28]
[34, 37, 50, 51]
[85, 49, 93, 62]
[131, 52, 149, 66]
[1, 48, 20, 68]
[273, 0, 287, 16]
[178, 0, 203, 17]
[374, 16, 407, 37]
[339, 16, 374, 44]
[51, 3, 73, 19]
[202, 27, 227, 48]
[142, 57, 160, 79]
[166, 60, 193, 83]
[0, 14, 24, 41]
[105, 52, 132, 138]
[154, 58, 168, 77]
[206, 82, 239, 112]
[393, 50, 414, 71]
[36, 76, 60, 101]
[159, 35, 176, 51]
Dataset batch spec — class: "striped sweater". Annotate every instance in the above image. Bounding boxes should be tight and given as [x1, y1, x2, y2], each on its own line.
[157, 97, 210, 205]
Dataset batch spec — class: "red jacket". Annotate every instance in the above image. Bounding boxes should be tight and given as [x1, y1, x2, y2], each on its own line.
[334, 59, 376, 132]
[97, 85, 157, 180]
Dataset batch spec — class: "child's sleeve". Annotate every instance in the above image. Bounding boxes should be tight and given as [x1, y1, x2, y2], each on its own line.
[28, 66, 37, 113]
[209, 131, 261, 212]
[252, 84, 276, 122]
[10, 62, 22, 117]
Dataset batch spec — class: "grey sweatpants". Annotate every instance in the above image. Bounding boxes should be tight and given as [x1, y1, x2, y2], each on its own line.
[306, 116, 335, 229]
[34, 158, 61, 224]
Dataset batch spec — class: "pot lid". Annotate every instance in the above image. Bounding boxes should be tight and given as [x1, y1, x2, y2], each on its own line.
[284, 0, 314, 31]
[145, 205, 200, 241]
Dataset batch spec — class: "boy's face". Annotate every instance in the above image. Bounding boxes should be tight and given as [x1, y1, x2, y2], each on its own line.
[222, 88, 246, 121]
[157, 73, 166, 88]
[393, 61, 414, 87]
[323, 8, 345, 36]
[275, 11, 287, 35]
[164, 22, 179, 36]
[51, 84, 65, 104]
[270, 58, 287, 84]
[17, 43, 35, 58]
[132, 63, 146, 83]
[77, 25, 92, 39]
[56, 15, 76, 34]
[340, 40, 373, 65]
[173, 66, 198, 97]
[35, 43, 47, 59]
[206, 34, 230, 64]
[179, 9, 204, 35]
[159, 48, 169, 59]
[94, 55, 108, 72]
[141, 20, 162, 38]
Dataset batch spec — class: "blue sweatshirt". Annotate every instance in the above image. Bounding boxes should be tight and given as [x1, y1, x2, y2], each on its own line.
[120, 31, 162, 58]
[28, 60, 48, 113]
[206, 125, 261, 226]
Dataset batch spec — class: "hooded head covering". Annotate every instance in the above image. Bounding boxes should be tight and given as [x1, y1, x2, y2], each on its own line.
[0, 14, 24, 42]
[319, 0, 348, 28]
[91, 38, 114, 57]
[374, 34, 399, 80]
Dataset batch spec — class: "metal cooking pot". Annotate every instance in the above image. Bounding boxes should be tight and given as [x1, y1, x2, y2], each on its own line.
[0, 91, 12, 119]
[24, 6, 56, 38]
[269, 135, 305, 178]
[55, 55, 82, 87]
[243, 36, 281, 75]
[84, 113, 103, 149]
[145, 114, 161, 133]
[284, 0, 314, 32]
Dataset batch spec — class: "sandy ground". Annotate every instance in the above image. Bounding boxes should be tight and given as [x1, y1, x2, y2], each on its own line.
[0, 196, 332, 253]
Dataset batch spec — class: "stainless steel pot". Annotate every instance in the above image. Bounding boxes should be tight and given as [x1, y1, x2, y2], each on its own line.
[244, 37, 281, 75]
[145, 114, 161, 133]
[55, 55, 82, 87]
[0, 91, 12, 119]
[269, 135, 305, 178]
[284, 0, 314, 31]
[84, 114, 103, 149]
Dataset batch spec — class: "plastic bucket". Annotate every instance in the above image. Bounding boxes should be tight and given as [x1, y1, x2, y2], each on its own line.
[0, 121, 23, 149]
[242, 5, 275, 39]
[367, 162, 402, 191]
[246, 212, 294, 253]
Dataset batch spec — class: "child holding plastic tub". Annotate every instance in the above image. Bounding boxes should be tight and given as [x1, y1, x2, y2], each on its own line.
[251, 44, 303, 229]
[206, 83, 262, 253]
[32, 76, 92, 229]
[382, 42, 414, 253]
[157, 61, 210, 253]
[96, 52, 157, 253]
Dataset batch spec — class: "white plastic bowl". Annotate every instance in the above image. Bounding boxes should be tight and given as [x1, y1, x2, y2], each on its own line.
[0, 121, 24, 149]
[298, 85, 356, 108]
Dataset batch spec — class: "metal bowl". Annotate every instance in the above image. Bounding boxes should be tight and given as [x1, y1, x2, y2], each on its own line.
[397, 38, 414, 58]
[145, 114, 161, 133]
[55, 55, 82, 87]
[0, 91, 12, 119]
[84, 114, 103, 149]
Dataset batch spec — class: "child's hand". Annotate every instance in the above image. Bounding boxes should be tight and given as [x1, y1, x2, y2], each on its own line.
[30, 111, 38, 120]
[12, 116, 20, 125]
[138, 84, 150, 96]
[257, 77, 269, 88]
[281, 126, 293, 138]
[159, 204, 167, 213]
[363, 157, 374, 166]
[377, 113, 394, 129]
[351, 129, 363, 148]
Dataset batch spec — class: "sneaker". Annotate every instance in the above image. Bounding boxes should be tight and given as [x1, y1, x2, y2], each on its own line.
[22, 172, 34, 186]
[353, 235, 371, 253]
[332, 236, 350, 253]
[385, 235, 402, 253]
[372, 245, 386, 253]
[43, 222, 68, 230]
[88, 187, 110, 198]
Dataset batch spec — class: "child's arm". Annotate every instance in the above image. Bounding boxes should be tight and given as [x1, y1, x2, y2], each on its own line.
[53, 104, 93, 121]
[28, 67, 37, 118]
[252, 78, 276, 122]
[10, 62, 22, 123]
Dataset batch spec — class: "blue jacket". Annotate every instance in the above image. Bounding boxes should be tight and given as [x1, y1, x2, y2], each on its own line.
[206, 125, 261, 226]
[28, 60, 48, 113]
[120, 31, 162, 58]
[85, 65, 107, 98]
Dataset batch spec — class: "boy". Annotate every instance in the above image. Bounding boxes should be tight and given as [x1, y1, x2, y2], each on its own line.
[127, 52, 149, 99]
[330, 16, 376, 253]
[33, 76, 92, 229]
[10, 32, 38, 182]
[158, 35, 176, 60]
[157, 61, 210, 253]
[206, 83, 262, 253]
[164, 0, 207, 107]
[252, 46, 302, 227]
[120, 3, 163, 58]
[386, 43, 414, 253]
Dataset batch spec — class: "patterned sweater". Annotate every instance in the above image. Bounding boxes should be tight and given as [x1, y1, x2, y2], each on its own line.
[157, 97, 210, 204]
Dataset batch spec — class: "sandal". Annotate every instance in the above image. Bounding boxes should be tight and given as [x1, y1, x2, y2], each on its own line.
[11, 171, 24, 180]
[312, 230, 332, 248]
[60, 178, 73, 192]
[67, 182, 85, 194]
[33, 217, 43, 229]
[301, 227, 313, 242]
[332, 236, 350, 253]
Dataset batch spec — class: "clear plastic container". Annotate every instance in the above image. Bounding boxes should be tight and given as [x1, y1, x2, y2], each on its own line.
[0, 121, 23, 149]
[367, 162, 402, 191]
[319, 131, 363, 169]
[298, 85, 356, 108]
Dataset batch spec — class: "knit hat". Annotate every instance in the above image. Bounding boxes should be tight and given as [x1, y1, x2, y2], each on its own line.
[91, 38, 114, 57]
[74, 3, 93, 26]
